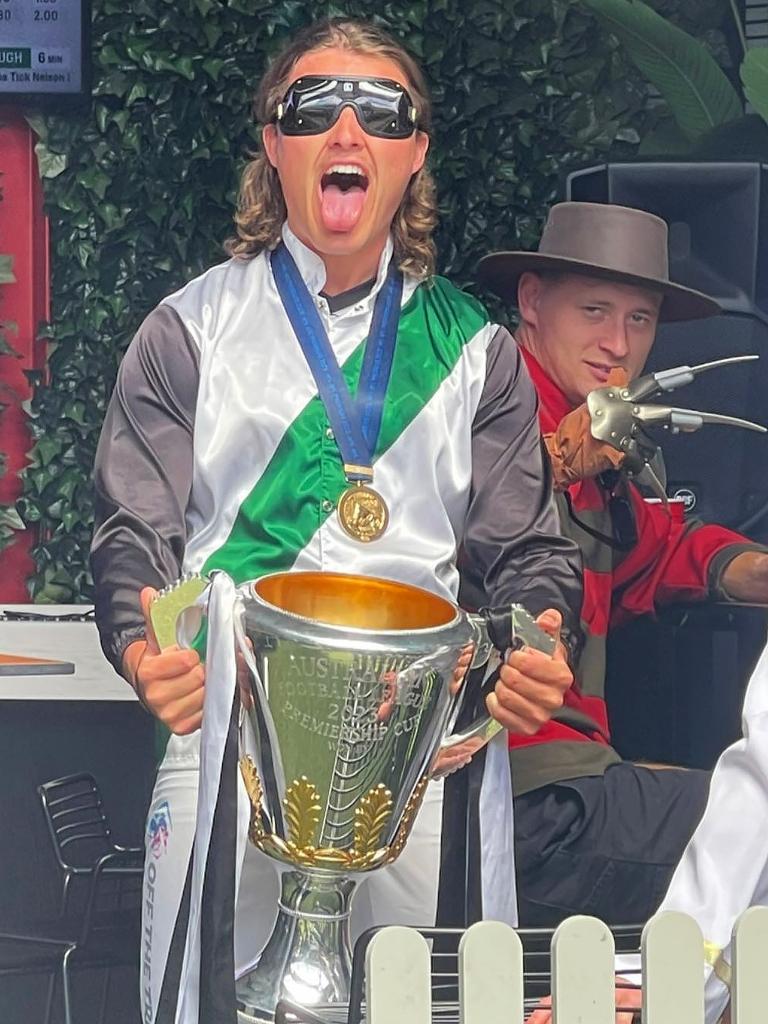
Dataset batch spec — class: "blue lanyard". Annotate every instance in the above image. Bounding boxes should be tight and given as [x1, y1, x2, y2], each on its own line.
[271, 243, 403, 482]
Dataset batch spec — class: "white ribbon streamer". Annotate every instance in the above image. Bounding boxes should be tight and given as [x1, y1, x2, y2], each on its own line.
[175, 570, 238, 1024]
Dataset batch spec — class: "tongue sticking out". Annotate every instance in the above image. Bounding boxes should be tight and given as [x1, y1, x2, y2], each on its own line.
[320, 184, 366, 232]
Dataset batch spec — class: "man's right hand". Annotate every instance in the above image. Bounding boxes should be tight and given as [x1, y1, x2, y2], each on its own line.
[121, 586, 205, 735]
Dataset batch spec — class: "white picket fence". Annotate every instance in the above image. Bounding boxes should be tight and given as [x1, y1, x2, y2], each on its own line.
[363, 910, 768, 1024]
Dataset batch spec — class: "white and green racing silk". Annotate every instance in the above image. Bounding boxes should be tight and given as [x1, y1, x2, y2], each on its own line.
[164, 226, 495, 599]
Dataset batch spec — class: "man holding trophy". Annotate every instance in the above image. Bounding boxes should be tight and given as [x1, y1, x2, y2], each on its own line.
[91, 18, 581, 1024]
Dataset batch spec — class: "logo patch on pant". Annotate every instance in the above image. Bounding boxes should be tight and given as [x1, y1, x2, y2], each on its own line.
[148, 800, 172, 859]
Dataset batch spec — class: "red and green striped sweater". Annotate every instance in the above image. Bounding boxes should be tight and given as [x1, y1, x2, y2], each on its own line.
[509, 348, 760, 796]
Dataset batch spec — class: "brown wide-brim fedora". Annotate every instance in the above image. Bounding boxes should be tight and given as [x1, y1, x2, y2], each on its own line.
[477, 202, 720, 322]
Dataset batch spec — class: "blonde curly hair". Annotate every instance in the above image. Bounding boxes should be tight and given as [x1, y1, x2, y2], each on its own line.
[225, 19, 437, 279]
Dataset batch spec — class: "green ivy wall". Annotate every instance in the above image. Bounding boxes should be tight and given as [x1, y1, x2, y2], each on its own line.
[19, 0, 732, 601]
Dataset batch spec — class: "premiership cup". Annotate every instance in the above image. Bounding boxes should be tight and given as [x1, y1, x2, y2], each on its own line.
[235, 571, 501, 1023]
[153, 570, 548, 1023]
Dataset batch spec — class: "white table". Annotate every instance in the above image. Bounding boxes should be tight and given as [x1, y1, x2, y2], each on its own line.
[0, 604, 135, 701]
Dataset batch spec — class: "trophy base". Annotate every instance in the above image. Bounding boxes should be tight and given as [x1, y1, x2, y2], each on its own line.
[236, 1003, 352, 1024]
[236, 869, 356, 1024]
[237, 1008, 272, 1024]
[236, 1002, 354, 1024]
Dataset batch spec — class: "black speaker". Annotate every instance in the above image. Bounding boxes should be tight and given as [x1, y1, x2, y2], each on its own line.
[567, 162, 768, 539]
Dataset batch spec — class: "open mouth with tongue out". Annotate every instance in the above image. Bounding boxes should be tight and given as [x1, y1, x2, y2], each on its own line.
[319, 163, 370, 232]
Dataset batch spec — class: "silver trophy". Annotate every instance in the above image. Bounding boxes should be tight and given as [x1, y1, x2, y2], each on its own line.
[153, 569, 554, 1023]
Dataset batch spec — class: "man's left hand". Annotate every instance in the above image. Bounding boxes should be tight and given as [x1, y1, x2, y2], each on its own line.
[487, 609, 573, 735]
[721, 551, 768, 605]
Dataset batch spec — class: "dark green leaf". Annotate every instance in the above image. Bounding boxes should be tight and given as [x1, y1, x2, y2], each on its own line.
[580, 0, 742, 139]
[0, 254, 15, 285]
[741, 49, 768, 126]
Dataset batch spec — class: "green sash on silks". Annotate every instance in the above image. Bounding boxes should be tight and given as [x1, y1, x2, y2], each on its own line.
[202, 276, 488, 581]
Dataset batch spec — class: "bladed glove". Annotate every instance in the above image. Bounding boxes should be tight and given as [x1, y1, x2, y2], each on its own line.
[543, 368, 628, 490]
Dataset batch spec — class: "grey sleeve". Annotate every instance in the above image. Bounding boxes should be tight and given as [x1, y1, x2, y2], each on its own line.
[458, 327, 583, 641]
[90, 304, 200, 675]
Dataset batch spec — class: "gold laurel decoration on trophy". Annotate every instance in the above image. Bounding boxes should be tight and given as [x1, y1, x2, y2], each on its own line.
[238, 756, 293, 860]
[354, 784, 393, 857]
[262, 833, 294, 860]
[284, 776, 322, 856]
[386, 774, 430, 864]
[239, 755, 266, 845]
[238, 762, 414, 870]
[312, 848, 355, 867]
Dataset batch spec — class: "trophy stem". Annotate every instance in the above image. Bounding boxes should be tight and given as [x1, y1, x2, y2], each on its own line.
[236, 869, 357, 1024]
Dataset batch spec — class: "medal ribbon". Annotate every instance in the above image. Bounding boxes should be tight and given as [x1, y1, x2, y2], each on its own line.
[270, 242, 403, 483]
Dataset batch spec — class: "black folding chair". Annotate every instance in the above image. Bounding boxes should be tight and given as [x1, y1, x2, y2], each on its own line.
[0, 772, 144, 1024]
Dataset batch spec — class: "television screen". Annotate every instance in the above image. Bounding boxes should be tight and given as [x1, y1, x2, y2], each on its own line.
[0, 0, 89, 104]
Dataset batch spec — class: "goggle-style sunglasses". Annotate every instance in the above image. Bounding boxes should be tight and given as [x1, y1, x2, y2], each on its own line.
[275, 75, 419, 140]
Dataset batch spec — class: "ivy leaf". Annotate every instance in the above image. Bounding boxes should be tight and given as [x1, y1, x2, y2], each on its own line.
[0, 505, 24, 530]
[32, 435, 63, 467]
[0, 326, 19, 357]
[76, 167, 111, 200]
[0, 512, 24, 554]
[202, 58, 226, 81]
[32, 134, 68, 179]
[0, 254, 15, 285]
[62, 400, 87, 426]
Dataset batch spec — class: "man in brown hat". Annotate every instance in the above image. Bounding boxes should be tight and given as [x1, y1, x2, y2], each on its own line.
[476, 201, 768, 927]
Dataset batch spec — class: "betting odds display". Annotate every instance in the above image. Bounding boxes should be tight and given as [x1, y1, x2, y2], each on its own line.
[0, 0, 86, 98]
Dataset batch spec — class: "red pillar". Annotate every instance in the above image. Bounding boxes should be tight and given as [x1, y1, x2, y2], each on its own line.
[0, 110, 50, 600]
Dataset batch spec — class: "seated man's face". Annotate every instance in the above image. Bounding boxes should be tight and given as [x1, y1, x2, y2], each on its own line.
[262, 46, 429, 269]
[518, 272, 663, 406]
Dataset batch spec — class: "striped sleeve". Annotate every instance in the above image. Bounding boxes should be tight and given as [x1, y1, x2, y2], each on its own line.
[458, 326, 583, 640]
[90, 304, 200, 675]
[612, 490, 767, 622]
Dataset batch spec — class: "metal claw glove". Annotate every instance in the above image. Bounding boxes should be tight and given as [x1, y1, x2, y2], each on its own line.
[544, 368, 629, 490]
[585, 354, 766, 500]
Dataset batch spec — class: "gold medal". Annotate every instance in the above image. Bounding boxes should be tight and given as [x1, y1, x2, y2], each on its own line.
[338, 484, 389, 543]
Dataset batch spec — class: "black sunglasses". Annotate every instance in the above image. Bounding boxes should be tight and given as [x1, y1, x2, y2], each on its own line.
[275, 75, 419, 139]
